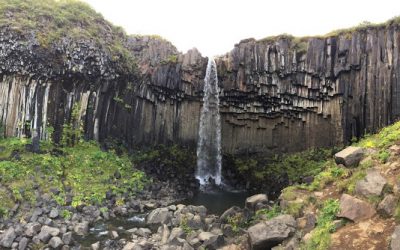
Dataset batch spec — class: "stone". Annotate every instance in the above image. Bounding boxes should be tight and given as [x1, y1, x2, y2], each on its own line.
[220, 206, 242, 223]
[337, 194, 376, 222]
[147, 208, 171, 225]
[18, 237, 29, 250]
[25, 222, 42, 237]
[245, 194, 268, 212]
[110, 230, 119, 239]
[74, 221, 89, 236]
[248, 215, 296, 250]
[49, 236, 63, 248]
[91, 241, 100, 250]
[391, 226, 400, 250]
[197, 231, 224, 249]
[136, 228, 151, 237]
[168, 227, 184, 242]
[355, 169, 387, 197]
[49, 208, 59, 219]
[0, 226, 16, 248]
[62, 232, 72, 245]
[296, 213, 316, 233]
[37, 225, 60, 243]
[377, 194, 398, 217]
[122, 242, 140, 250]
[334, 146, 364, 167]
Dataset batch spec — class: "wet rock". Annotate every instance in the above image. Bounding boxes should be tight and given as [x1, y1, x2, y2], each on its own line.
[334, 147, 364, 167]
[245, 194, 268, 212]
[147, 207, 171, 225]
[248, 215, 296, 250]
[337, 194, 376, 222]
[355, 169, 387, 197]
[378, 194, 398, 218]
[391, 225, 400, 250]
[18, 237, 29, 250]
[37, 225, 60, 243]
[73, 221, 89, 236]
[49, 236, 63, 248]
[0, 226, 16, 248]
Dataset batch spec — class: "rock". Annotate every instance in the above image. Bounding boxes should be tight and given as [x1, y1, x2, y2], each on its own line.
[30, 207, 43, 222]
[296, 213, 316, 233]
[391, 226, 400, 250]
[355, 169, 387, 197]
[136, 228, 152, 237]
[377, 194, 398, 217]
[62, 232, 72, 245]
[245, 194, 268, 212]
[122, 242, 140, 250]
[37, 225, 60, 243]
[110, 230, 119, 239]
[168, 227, 184, 242]
[25, 222, 42, 237]
[334, 146, 364, 167]
[247, 215, 296, 250]
[49, 236, 63, 248]
[74, 221, 89, 235]
[220, 206, 242, 223]
[18, 237, 29, 250]
[337, 194, 376, 222]
[197, 231, 224, 249]
[91, 241, 100, 250]
[161, 224, 170, 244]
[0, 227, 16, 248]
[49, 208, 59, 219]
[147, 208, 171, 225]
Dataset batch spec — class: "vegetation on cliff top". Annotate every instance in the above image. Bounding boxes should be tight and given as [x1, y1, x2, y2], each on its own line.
[0, 0, 137, 73]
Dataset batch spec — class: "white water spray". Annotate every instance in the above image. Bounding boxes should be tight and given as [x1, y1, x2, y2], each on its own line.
[196, 59, 222, 186]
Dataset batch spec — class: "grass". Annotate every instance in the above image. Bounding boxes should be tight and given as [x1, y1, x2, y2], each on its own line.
[302, 199, 340, 250]
[0, 0, 137, 73]
[0, 137, 149, 218]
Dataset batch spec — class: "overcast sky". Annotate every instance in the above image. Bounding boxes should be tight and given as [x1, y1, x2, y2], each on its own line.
[83, 0, 400, 56]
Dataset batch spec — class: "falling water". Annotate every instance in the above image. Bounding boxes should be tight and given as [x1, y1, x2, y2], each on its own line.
[196, 58, 222, 186]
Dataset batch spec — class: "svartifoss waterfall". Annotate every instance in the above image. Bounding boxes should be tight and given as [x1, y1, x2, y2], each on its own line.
[196, 59, 222, 187]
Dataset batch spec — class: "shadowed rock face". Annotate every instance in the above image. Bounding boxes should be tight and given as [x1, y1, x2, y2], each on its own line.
[1, 23, 400, 155]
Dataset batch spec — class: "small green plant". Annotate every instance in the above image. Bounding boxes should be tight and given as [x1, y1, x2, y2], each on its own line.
[302, 199, 340, 250]
[227, 213, 243, 233]
[377, 149, 390, 163]
[254, 205, 281, 220]
[61, 209, 73, 220]
[180, 216, 193, 234]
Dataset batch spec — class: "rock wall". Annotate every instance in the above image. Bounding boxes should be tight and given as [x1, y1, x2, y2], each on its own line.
[0, 24, 400, 155]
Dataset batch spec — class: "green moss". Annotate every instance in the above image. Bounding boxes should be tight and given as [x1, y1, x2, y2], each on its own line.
[356, 121, 400, 150]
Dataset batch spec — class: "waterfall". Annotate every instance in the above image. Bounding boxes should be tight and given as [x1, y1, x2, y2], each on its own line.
[196, 58, 222, 186]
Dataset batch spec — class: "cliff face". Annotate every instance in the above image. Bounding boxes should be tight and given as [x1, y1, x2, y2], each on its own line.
[1, 15, 400, 155]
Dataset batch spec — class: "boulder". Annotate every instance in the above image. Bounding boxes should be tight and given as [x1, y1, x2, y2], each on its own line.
[245, 194, 268, 212]
[74, 221, 89, 236]
[49, 236, 63, 248]
[355, 169, 387, 197]
[391, 226, 400, 250]
[37, 225, 60, 243]
[220, 206, 242, 223]
[197, 231, 224, 249]
[25, 222, 42, 237]
[377, 194, 398, 217]
[337, 194, 376, 222]
[49, 208, 59, 219]
[0, 227, 16, 248]
[296, 213, 316, 234]
[334, 146, 364, 167]
[147, 208, 171, 225]
[248, 215, 296, 250]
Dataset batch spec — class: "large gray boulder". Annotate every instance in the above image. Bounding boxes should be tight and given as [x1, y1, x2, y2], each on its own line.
[248, 214, 296, 250]
[391, 226, 400, 250]
[334, 146, 364, 167]
[0, 227, 16, 248]
[147, 208, 171, 225]
[337, 194, 376, 222]
[355, 169, 387, 197]
[245, 194, 268, 212]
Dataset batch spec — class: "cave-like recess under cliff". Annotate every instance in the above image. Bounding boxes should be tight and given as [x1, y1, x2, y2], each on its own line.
[1, 8, 400, 155]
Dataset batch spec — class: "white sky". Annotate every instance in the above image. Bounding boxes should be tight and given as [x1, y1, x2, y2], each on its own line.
[83, 0, 400, 56]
